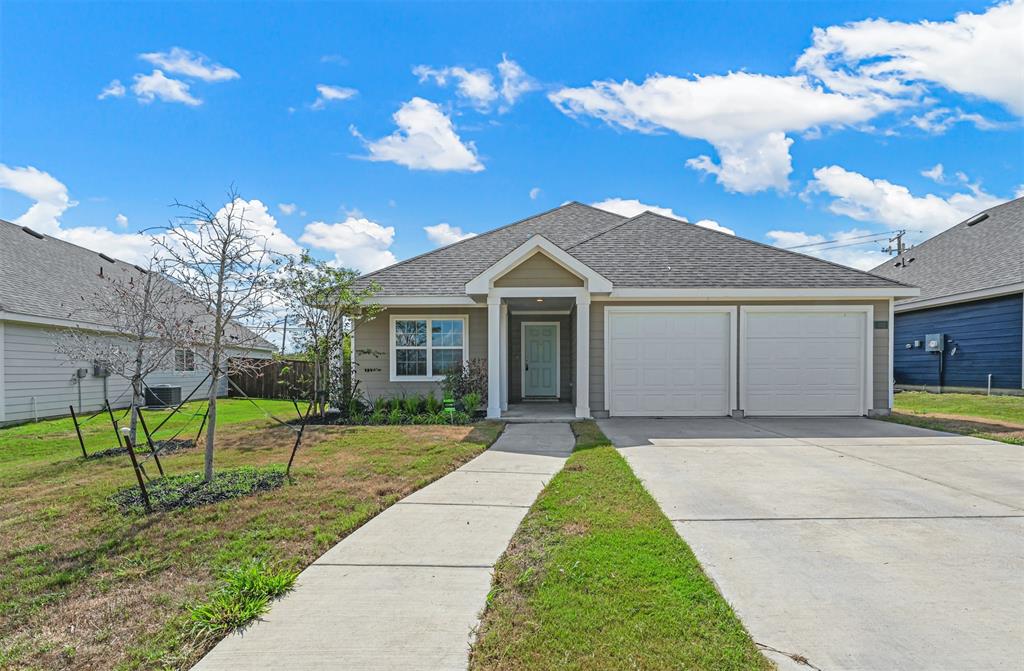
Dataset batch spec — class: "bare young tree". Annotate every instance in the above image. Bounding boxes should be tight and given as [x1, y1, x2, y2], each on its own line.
[57, 256, 200, 444]
[156, 189, 283, 482]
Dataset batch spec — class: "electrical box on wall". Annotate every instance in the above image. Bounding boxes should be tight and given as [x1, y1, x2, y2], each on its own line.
[925, 333, 944, 352]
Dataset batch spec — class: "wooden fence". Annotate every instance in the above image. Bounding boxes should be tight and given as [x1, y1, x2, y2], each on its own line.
[228, 358, 315, 400]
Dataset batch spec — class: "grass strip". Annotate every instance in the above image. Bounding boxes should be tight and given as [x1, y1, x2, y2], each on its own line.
[889, 392, 1024, 445]
[188, 560, 298, 636]
[470, 420, 770, 671]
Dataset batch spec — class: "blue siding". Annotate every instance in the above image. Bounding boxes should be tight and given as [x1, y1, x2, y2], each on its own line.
[893, 293, 1023, 390]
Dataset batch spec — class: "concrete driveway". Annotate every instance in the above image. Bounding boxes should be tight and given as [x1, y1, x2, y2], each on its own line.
[599, 417, 1024, 671]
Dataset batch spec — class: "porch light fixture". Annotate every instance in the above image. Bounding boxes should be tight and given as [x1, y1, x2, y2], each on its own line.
[536, 298, 544, 302]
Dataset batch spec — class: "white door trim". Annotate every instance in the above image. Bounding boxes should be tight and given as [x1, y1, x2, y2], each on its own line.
[739, 304, 874, 416]
[603, 305, 738, 417]
[521, 321, 560, 399]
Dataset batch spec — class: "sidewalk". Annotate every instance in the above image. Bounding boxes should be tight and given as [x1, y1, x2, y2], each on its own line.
[193, 423, 575, 671]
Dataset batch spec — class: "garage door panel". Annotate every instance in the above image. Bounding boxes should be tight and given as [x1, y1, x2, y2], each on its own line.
[743, 310, 866, 416]
[608, 311, 731, 417]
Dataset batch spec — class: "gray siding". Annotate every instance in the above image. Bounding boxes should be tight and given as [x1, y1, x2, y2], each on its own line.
[354, 308, 488, 401]
[494, 253, 583, 288]
[590, 300, 892, 415]
[0, 320, 262, 426]
[508, 313, 573, 401]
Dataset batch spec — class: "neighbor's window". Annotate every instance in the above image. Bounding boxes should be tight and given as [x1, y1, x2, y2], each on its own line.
[392, 317, 466, 380]
[174, 348, 196, 372]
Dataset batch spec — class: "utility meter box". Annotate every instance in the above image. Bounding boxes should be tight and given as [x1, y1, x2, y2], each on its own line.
[925, 333, 945, 352]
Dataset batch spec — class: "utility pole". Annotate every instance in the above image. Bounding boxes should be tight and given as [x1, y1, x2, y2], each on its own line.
[883, 230, 908, 256]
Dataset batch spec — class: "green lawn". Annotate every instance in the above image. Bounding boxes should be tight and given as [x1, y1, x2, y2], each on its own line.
[0, 399, 502, 670]
[469, 421, 770, 671]
[888, 391, 1024, 445]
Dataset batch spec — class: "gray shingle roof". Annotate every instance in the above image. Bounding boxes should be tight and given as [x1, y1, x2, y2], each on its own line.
[357, 202, 909, 295]
[870, 197, 1024, 305]
[0, 219, 275, 350]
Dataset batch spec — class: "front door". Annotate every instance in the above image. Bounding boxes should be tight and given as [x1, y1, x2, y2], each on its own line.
[523, 323, 559, 398]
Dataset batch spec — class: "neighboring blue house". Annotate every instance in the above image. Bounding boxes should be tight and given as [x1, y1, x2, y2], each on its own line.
[871, 197, 1023, 395]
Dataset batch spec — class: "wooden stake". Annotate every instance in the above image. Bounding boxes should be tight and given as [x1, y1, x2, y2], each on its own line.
[69, 405, 87, 458]
[194, 406, 209, 445]
[122, 429, 151, 513]
[286, 401, 315, 477]
[136, 408, 164, 477]
[106, 399, 123, 448]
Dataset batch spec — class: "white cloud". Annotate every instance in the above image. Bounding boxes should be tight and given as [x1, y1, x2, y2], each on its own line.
[497, 55, 538, 110]
[413, 64, 498, 111]
[423, 223, 476, 246]
[311, 84, 358, 110]
[213, 198, 302, 257]
[551, 72, 893, 193]
[921, 163, 945, 183]
[806, 164, 1006, 236]
[139, 47, 239, 83]
[766, 228, 891, 270]
[909, 107, 1006, 134]
[300, 217, 397, 272]
[352, 97, 484, 172]
[115, 213, 128, 227]
[591, 197, 735, 235]
[529, 187, 541, 200]
[98, 79, 126, 100]
[278, 202, 298, 216]
[796, 0, 1024, 115]
[0, 163, 156, 264]
[132, 70, 201, 106]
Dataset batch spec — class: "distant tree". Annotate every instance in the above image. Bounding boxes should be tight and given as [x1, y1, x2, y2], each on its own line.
[274, 252, 379, 415]
[57, 255, 200, 444]
[156, 189, 282, 482]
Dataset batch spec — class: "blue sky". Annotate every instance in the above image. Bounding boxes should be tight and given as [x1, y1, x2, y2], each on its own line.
[1, 0, 1021, 272]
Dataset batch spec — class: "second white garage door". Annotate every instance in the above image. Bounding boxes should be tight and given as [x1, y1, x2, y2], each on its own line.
[741, 308, 868, 416]
[606, 308, 733, 416]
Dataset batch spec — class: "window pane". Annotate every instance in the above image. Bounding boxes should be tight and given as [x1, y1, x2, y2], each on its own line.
[395, 349, 427, 376]
[395, 320, 427, 347]
[431, 320, 463, 347]
[432, 348, 461, 376]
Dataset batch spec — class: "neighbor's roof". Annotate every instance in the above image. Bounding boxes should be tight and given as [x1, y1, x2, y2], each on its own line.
[870, 197, 1024, 306]
[0, 218, 276, 350]
[356, 202, 910, 295]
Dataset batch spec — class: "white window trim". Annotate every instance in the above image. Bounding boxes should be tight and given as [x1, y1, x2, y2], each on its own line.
[389, 314, 469, 382]
[603, 305, 738, 417]
[521, 321, 560, 399]
[738, 304, 874, 417]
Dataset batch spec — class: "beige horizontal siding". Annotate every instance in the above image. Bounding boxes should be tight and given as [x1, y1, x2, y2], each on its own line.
[493, 252, 583, 288]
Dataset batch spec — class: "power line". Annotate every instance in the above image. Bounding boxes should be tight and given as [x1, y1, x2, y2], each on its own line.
[784, 231, 889, 250]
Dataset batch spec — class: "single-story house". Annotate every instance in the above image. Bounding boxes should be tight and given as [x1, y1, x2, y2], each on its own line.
[352, 202, 918, 419]
[0, 219, 276, 426]
[871, 197, 1023, 395]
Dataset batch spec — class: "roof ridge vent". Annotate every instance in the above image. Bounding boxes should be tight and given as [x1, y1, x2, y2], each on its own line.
[21, 226, 44, 239]
[98, 253, 116, 263]
[965, 213, 989, 227]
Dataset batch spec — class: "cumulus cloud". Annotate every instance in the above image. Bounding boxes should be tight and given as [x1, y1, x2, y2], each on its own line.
[551, 73, 892, 193]
[796, 0, 1024, 115]
[591, 197, 735, 235]
[414, 64, 498, 111]
[311, 84, 358, 110]
[806, 164, 1006, 235]
[209, 198, 302, 257]
[132, 70, 201, 106]
[352, 97, 484, 172]
[766, 228, 891, 270]
[529, 187, 541, 200]
[115, 213, 128, 227]
[278, 202, 298, 216]
[139, 47, 239, 83]
[98, 79, 126, 100]
[300, 217, 397, 272]
[423, 223, 476, 247]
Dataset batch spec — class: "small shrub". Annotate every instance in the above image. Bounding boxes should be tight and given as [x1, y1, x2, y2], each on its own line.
[403, 394, 423, 415]
[387, 408, 404, 425]
[390, 397, 404, 412]
[373, 396, 389, 413]
[442, 359, 488, 405]
[425, 392, 441, 414]
[461, 392, 482, 414]
[349, 411, 365, 425]
[369, 409, 386, 425]
[188, 560, 297, 636]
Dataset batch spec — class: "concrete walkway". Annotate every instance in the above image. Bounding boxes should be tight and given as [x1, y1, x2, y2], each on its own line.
[193, 423, 574, 671]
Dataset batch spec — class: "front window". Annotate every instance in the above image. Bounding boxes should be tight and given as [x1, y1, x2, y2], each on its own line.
[392, 317, 466, 380]
[174, 348, 196, 372]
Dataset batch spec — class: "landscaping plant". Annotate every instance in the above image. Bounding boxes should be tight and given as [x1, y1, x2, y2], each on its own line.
[442, 358, 488, 406]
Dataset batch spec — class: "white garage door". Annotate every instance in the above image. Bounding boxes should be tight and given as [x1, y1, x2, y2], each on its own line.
[607, 309, 732, 416]
[742, 309, 867, 416]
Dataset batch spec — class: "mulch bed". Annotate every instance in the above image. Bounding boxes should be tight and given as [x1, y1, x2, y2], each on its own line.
[109, 466, 287, 513]
[84, 438, 196, 460]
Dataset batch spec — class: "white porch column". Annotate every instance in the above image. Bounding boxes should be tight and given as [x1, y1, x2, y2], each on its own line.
[487, 297, 502, 419]
[500, 303, 509, 411]
[575, 294, 591, 419]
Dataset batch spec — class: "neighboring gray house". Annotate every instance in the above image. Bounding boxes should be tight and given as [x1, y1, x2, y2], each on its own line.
[353, 202, 918, 419]
[871, 197, 1023, 394]
[0, 219, 276, 426]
